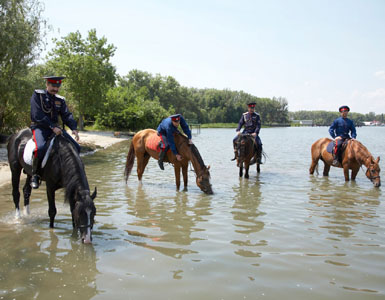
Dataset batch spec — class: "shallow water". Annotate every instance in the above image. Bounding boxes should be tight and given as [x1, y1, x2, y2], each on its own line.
[0, 127, 384, 300]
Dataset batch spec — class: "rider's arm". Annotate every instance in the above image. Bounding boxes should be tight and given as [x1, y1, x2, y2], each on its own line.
[254, 114, 261, 135]
[180, 117, 192, 139]
[167, 129, 178, 155]
[236, 115, 244, 132]
[350, 120, 357, 139]
[58, 97, 77, 131]
[328, 120, 337, 139]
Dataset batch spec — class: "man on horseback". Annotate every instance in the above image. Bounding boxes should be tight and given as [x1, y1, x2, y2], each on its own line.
[232, 102, 262, 164]
[30, 76, 80, 189]
[329, 105, 357, 166]
[156, 114, 193, 170]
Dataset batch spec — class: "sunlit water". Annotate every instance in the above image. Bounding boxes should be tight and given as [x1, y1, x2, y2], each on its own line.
[0, 127, 384, 300]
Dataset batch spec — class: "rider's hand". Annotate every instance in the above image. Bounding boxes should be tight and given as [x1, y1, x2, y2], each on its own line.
[53, 127, 62, 136]
[335, 136, 342, 141]
[188, 139, 193, 145]
[251, 133, 257, 137]
[237, 131, 241, 136]
[72, 130, 80, 141]
[176, 154, 183, 161]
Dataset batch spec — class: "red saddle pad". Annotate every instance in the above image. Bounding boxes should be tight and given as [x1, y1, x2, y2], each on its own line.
[146, 134, 162, 152]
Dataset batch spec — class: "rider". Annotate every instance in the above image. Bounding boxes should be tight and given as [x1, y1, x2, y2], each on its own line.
[232, 102, 262, 164]
[156, 114, 193, 170]
[30, 76, 80, 189]
[328, 105, 357, 166]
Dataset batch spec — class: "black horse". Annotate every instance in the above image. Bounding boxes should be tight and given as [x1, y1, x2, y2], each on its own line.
[7, 128, 97, 243]
[235, 134, 261, 178]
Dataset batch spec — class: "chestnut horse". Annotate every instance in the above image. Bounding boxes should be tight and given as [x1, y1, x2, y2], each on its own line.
[124, 129, 213, 194]
[309, 138, 381, 187]
[235, 134, 261, 178]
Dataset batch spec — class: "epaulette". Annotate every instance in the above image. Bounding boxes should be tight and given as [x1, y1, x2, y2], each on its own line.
[35, 89, 45, 94]
[55, 94, 65, 100]
[254, 112, 260, 116]
[243, 112, 248, 115]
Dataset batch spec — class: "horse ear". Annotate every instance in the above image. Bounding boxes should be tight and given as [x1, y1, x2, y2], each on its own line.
[376, 156, 380, 163]
[91, 187, 97, 200]
[207, 165, 210, 170]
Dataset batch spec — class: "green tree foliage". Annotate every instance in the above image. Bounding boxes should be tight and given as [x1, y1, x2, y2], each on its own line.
[0, 0, 46, 132]
[47, 29, 116, 130]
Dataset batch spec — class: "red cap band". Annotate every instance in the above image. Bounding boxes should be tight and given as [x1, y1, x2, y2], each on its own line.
[47, 79, 62, 84]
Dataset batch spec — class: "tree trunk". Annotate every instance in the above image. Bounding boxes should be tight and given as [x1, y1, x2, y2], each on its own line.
[79, 114, 84, 131]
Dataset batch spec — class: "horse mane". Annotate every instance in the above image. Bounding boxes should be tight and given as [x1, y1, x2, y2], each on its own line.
[350, 139, 373, 164]
[175, 131, 207, 170]
[54, 135, 89, 203]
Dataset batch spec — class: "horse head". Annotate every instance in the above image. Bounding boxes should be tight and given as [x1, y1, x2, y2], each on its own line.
[73, 187, 97, 243]
[236, 134, 254, 165]
[365, 157, 381, 187]
[196, 165, 213, 195]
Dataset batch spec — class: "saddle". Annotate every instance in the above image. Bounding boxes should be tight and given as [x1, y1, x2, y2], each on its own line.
[23, 137, 56, 168]
[326, 139, 349, 154]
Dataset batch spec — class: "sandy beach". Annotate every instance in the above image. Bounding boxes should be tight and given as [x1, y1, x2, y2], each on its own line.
[0, 131, 128, 187]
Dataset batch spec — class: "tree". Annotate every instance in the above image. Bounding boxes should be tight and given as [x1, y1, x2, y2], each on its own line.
[47, 29, 116, 130]
[0, 0, 46, 132]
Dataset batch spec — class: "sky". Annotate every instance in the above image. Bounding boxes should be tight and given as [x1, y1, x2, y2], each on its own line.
[40, 0, 385, 113]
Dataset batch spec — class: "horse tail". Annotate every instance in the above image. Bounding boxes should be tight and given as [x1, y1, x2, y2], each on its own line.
[124, 142, 136, 182]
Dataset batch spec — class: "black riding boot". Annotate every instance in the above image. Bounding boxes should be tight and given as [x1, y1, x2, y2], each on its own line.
[158, 150, 166, 170]
[231, 142, 238, 161]
[31, 156, 41, 189]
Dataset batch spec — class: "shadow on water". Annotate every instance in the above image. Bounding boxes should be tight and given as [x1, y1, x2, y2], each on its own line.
[0, 227, 99, 299]
[307, 176, 381, 239]
[124, 185, 212, 260]
[231, 179, 266, 262]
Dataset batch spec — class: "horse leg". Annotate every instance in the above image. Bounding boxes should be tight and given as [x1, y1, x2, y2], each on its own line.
[343, 164, 350, 181]
[239, 163, 243, 177]
[11, 168, 22, 219]
[257, 163, 260, 173]
[323, 162, 331, 176]
[182, 164, 188, 191]
[351, 167, 359, 181]
[245, 163, 250, 179]
[46, 185, 57, 228]
[136, 152, 150, 183]
[22, 175, 32, 215]
[174, 165, 181, 191]
[309, 156, 320, 175]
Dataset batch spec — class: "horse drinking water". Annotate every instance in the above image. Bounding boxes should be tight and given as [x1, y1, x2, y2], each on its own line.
[309, 137, 381, 187]
[7, 128, 97, 243]
[124, 129, 213, 194]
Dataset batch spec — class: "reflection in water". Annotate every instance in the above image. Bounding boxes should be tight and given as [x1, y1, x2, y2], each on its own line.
[125, 186, 212, 261]
[231, 179, 266, 261]
[308, 177, 381, 240]
[0, 226, 99, 299]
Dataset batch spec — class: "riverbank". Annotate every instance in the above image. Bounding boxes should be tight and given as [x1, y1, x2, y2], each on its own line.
[0, 131, 128, 187]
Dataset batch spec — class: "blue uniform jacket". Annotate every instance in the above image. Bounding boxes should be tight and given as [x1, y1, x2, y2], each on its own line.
[236, 112, 261, 134]
[30, 89, 77, 131]
[157, 116, 192, 155]
[329, 117, 357, 139]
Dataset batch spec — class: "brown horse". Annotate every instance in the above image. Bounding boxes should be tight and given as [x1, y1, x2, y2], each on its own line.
[236, 134, 260, 178]
[309, 138, 381, 187]
[124, 129, 213, 194]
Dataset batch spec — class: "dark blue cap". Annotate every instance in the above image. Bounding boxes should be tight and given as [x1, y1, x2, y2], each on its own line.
[43, 76, 65, 87]
[170, 114, 181, 121]
[339, 105, 350, 112]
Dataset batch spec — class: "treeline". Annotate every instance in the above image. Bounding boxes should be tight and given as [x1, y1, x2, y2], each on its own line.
[289, 111, 384, 126]
[0, 0, 288, 133]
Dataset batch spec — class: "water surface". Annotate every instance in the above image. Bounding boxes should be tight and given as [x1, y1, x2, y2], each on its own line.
[0, 127, 384, 299]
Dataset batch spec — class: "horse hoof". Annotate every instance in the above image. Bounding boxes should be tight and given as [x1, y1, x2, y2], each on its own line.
[23, 205, 30, 216]
[15, 209, 21, 219]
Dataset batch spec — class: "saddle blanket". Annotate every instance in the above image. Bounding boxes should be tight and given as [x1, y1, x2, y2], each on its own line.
[326, 141, 335, 154]
[146, 134, 171, 153]
[23, 137, 55, 168]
